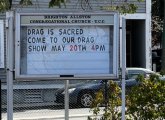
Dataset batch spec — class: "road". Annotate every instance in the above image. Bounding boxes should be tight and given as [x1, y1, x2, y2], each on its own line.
[2, 108, 103, 120]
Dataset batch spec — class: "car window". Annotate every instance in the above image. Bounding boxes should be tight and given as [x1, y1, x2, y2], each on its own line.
[127, 70, 145, 74]
[127, 73, 140, 79]
[127, 70, 145, 79]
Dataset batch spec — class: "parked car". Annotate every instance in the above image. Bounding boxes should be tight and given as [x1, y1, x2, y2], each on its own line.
[126, 67, 156, 79]
[54, 68, 158, 108]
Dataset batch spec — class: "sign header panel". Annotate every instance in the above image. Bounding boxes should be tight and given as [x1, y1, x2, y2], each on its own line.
[21, 14, 114, 25]
[15, 12, 118, 80]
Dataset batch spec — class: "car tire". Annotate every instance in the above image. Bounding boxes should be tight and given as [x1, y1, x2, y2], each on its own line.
[78, 91, 94, 108]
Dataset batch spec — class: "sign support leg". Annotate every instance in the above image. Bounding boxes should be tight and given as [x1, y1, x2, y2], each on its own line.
[65, 80, 69, 120]
[6, 11, 14, 120]
[121, 18, 126, 120]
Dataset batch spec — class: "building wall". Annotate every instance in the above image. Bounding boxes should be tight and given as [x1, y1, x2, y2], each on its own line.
[0, 0, 151, 108]
[0, 0, 151, 80]
[12, 0, 146, 13]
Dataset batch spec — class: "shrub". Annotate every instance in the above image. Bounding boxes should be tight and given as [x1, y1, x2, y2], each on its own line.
[88, 80, 122, 120]
[89, 74, 165, 120]
[126, 74, 165, 119]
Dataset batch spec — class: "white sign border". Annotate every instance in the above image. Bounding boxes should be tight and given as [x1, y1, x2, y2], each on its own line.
[15, 11, 119, 80]
[0, 20, 4, 68]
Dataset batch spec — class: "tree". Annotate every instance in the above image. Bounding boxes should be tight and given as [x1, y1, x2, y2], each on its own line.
[161, 0, 165, 72]
[0, 0, 143, 13]
[152, 0, 163, 48]
[0, 0, 11, 12]
[151, 0, 165, 73]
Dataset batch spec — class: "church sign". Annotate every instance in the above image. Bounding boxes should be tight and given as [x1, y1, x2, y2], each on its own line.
[15, 12, 119, 80]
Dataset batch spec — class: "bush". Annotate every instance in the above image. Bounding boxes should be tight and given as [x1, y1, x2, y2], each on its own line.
[89, 74, 165, 120]
[126, 74, 165, 119]
[88, 80, 122, 120]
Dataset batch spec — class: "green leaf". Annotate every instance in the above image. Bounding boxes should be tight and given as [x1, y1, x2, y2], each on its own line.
[19, 0, 33, 6]
[0, 0, 10, 12]
[49, 0, 66, 8]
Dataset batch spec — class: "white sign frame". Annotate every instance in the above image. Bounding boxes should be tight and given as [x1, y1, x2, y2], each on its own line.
[15, 11, 119, 80]
[0, 20, 4, 68]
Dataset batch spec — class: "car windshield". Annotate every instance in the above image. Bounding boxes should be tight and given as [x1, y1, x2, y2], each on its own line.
[126, 68, 156, 79]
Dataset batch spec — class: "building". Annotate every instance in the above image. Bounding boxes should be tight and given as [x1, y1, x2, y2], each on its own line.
[0, 0, 151, 108]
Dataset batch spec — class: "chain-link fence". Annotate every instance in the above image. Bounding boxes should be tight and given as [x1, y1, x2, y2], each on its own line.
[2, 69, 163, 120]
[0, 78, 137, 120]
[2, 79, 107, 120]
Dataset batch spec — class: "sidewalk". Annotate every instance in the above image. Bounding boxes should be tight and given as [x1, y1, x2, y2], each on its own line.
[2, 108, 103, 120]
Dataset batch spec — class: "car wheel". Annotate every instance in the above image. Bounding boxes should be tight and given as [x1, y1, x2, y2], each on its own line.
[79, 92, 94, 107]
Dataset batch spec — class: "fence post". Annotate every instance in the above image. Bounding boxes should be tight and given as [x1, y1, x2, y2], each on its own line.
[0, 79, 1, 120]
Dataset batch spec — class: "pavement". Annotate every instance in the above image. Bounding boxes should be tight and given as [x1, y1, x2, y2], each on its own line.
[2, 108, 103, 120]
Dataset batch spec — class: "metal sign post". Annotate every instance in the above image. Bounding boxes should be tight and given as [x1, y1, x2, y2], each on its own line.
[65, 80, 69, 120]
[121, 18, 126, 120]
[6, 11, 14, 120]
